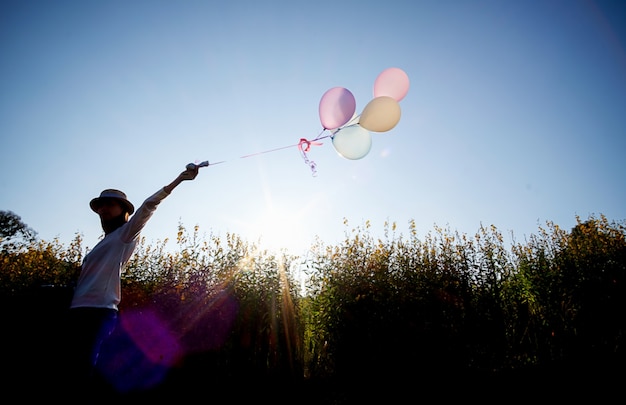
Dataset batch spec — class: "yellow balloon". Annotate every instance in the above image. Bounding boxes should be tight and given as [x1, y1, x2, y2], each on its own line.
[359, 96, 401, 132]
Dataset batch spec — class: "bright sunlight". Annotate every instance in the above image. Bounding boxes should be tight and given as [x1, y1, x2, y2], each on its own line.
[245, 203, 313, 255]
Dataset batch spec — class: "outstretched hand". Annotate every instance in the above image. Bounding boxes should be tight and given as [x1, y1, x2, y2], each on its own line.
[180, 165, 199, 181]
[164, 164, 200, 194]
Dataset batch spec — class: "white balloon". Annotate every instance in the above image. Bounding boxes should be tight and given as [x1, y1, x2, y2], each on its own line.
[331, 124, 372, 160]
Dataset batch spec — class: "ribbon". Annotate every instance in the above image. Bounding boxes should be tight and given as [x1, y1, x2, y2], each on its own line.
[201, 131, 330, 177]
[298, 137, 324, 176]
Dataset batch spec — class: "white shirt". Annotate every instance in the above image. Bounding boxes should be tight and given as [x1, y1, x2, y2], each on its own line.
[70, 188, 170, 310]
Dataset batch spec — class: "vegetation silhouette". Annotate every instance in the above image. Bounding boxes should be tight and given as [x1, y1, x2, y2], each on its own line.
[1, 211, 624, 402]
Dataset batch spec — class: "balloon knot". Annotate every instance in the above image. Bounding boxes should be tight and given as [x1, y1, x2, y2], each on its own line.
[298, 138, 323, 176]
[298, 138, 323, 153]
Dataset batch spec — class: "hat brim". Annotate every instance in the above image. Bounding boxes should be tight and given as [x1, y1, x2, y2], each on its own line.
[90, 197, 135, 215]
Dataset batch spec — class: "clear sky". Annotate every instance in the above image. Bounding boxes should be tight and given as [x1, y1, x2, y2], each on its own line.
[1, 0, 625, 256]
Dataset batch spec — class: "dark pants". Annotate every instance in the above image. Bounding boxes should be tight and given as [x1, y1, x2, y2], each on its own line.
[66, 307, 118, 392]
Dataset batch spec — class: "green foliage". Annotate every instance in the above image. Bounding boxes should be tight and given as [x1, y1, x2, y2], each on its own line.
[0, 234, 82, 295]
[303, 216, 625, 379]
[121, 223, 304, 380]
[1, 213, 624, 388]
[503, 215, 626, 368]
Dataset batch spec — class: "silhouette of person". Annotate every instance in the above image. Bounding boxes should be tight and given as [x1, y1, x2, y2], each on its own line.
[66, 164, 201, 394]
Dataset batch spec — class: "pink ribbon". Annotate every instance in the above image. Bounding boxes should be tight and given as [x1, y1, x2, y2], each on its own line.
[298, 138, 323, 176]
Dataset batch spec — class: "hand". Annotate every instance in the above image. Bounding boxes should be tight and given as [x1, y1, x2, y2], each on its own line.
[180, 165, 199, 181]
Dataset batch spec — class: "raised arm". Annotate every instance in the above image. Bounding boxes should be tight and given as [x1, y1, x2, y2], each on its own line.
[120, 163, 202, 243]
[163, 164, 200, 194]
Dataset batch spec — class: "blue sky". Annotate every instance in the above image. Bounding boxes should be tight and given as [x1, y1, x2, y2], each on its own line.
[1, 0, 625, 256]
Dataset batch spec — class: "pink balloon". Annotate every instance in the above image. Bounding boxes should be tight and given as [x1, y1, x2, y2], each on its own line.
[318, 87, 356, 130]
[373, 67, 410, 102]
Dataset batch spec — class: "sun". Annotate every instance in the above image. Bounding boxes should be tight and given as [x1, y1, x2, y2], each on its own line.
[246, 204, 312, 255]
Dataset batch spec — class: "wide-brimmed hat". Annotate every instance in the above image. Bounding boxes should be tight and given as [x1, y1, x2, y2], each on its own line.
[90, 189, 135, 215]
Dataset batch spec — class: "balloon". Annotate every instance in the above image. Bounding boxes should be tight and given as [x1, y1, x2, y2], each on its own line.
[319, 87, 357, 130]
[373, 67, 410, 102]
[331, 124, 372, 160]
[359, 96, 401, 132]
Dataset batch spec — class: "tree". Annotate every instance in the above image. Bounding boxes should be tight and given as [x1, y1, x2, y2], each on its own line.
[0, 210, 37, 250]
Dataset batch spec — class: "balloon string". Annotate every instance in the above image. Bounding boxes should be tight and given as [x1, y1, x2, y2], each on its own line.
[206, 129, 331, 175]
[298, 130, 330, 176]
[239, 129, 329, 159]
[239, 143, 298, 159]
